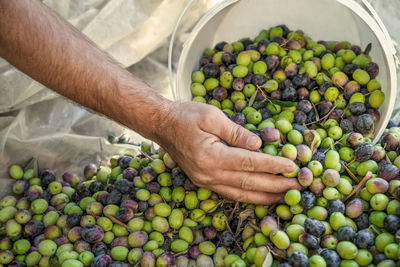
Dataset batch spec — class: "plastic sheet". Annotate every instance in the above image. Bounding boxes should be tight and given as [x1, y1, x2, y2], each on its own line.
[0, 0, 399, 192]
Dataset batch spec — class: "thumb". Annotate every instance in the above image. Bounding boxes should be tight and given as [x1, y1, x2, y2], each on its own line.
[218, 114, 262, 151]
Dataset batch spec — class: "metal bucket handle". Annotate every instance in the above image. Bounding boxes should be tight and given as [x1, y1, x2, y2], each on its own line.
[168, 0, 399, 101]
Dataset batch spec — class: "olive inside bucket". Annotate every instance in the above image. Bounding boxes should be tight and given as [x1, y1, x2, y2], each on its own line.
[169, 0, 398, 143]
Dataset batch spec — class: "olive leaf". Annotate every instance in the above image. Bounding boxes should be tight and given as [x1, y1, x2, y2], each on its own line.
[322, 73, 332, 83]
[248, 90, 258, 107]
[364, 43, 372, 55]
[266, 96, 297, 107]
[262, 250, 273, 267]
[261, 82, 277, 90]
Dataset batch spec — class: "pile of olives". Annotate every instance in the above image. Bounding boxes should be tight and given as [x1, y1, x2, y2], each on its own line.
[0, 25, 398, 267]
[188, 24, 399, 266]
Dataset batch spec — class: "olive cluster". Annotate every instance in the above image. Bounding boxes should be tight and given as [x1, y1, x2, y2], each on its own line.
[187, 24, 399, 267]
[0, 25, 398, 267]
[2, 142, 247, 267]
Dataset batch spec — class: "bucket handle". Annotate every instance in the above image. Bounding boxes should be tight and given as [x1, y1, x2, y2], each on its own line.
[358, 0, 400, 66]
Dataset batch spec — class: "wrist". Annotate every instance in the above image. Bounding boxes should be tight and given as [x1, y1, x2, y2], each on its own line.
[143, 99, 177, 145]
[118, 81, 177, 145]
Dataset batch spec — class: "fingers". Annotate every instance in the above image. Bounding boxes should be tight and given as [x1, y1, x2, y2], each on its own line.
[214, 142, 296, 174]
[211, 113, 262, 151]
[208, 184, 285, 205]
[216, 169, 301, 193]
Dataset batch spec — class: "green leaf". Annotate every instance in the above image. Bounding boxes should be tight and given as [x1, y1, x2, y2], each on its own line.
[266, 96, 297, 107]
[261, 82, 277, 90]
[322, 73, 332, 83]
[364, 43, 372, 55]
[262, 250, 273, 267]
[248, 90, 258, 107]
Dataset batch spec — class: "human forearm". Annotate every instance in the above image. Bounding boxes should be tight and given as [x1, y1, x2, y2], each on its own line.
[0, 0, 301, 204]
[0, 0, 171, 142]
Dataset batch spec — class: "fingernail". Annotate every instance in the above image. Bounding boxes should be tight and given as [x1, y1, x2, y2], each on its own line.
[247, 135, 259, 149]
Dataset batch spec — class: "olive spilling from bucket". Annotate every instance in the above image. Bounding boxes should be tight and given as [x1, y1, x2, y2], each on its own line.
[1, 25, 398, 267]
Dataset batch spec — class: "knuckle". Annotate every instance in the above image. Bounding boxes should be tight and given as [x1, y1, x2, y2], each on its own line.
[240, 174, 254, 191]
[241, 156, 255, 172]
[229, 125, 243, 144]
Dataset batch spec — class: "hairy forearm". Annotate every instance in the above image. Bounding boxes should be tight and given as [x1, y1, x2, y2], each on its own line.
[0, 0, 172, 142]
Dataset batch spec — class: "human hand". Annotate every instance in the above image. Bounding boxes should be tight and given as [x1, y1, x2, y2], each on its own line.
[156, 101, 301, 204]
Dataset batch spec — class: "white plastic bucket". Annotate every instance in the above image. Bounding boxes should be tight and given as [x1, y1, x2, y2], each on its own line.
[169, 0, 398, 143]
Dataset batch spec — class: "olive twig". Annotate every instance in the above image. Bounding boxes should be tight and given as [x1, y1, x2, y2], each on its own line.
[139, 150, 154, 162]
[342, 171, 372, 202]
[324, 133, 353, 154]
[173, 250, 188, 257]
[321, 103, 339, 125]
[196, 199, 229, 221]
[267, 204, 276, 214]
[385, 154, 392, 164]
[342, 163, 360, 184]
[249, 221, 261, 232]
[279, 32, 294, 48]
[105, 215, 134, 232]
[225, 220, 244, 253]
[279, 130, 287, 145]
[368, 224, 381, 235]
[347, 159, 356, 166]
[305, 103, 339, 126]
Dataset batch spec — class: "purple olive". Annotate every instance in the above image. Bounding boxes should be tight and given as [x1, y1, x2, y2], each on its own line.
[345, 199, 364, 218]
[261, 128, 281, 143]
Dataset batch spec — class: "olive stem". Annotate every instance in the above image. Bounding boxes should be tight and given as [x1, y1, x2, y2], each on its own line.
[342, 171, 373, 202]
[104, 215, 133, 232]
[173, 250, 188, 257]
[279, 130, 287, 145]
[324, 133, 352, 155]
[305, 103, 339, 127]
[347, 159, 356, 166]
[368, 224, 381, 235]
[385, 154, 392, 164]
[342, 163, 360, 184]
[225, 219, 244, 253]
[267, 204, 276, 214]
[228, 201, 240, 222]
[196, 199, 230, 221]
[311, 102, 320, 122]
[321, 103, 339, 125]
[139, 150, 154, 162]
[279, 32, 294, 48]
[249, 221, 261, 232]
